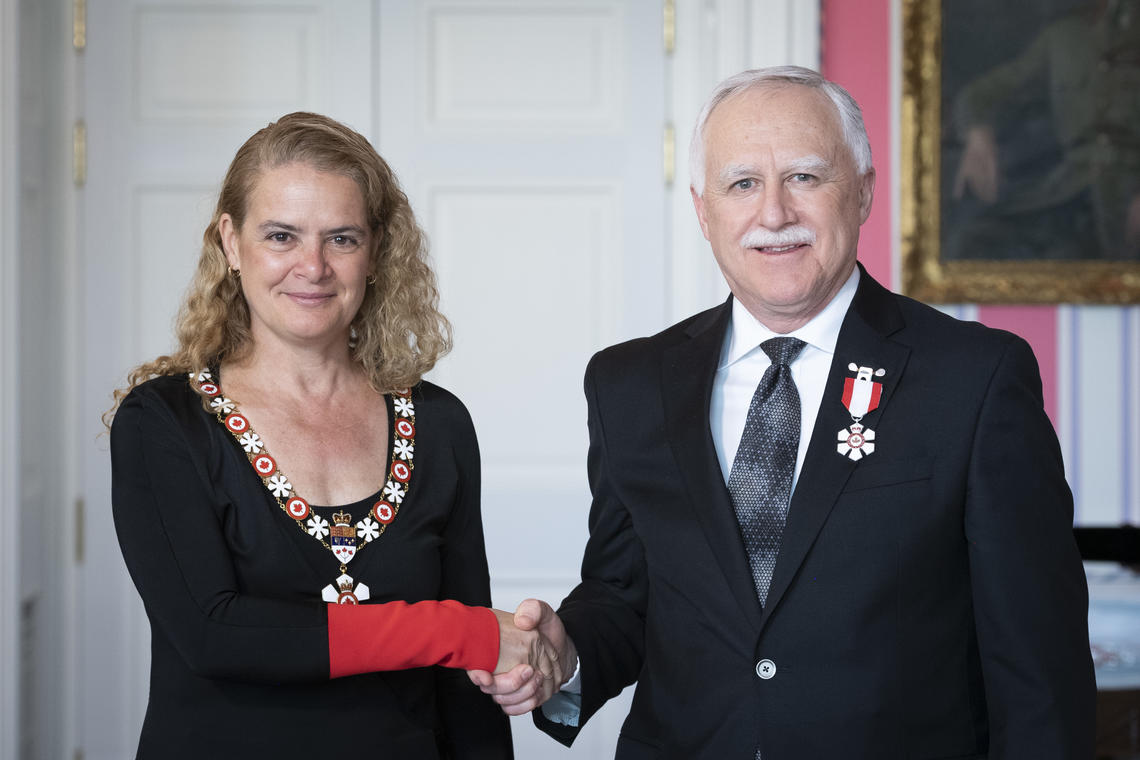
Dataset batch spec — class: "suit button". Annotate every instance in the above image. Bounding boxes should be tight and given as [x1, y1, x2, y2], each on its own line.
[755, 659, 776, 679]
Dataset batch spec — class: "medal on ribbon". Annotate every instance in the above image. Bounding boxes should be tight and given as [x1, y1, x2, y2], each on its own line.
[837, 362, 885, 461]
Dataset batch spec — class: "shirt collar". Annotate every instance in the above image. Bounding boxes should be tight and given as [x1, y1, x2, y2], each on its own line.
[719, 265, 860, 370]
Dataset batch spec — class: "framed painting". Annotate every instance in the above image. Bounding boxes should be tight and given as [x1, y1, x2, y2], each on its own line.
[900, 0, 1140, 303]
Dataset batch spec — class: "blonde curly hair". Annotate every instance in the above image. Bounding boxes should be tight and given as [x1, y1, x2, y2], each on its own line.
[107, 112, 451, 421]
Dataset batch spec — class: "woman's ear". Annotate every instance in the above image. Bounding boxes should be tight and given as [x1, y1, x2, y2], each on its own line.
[219, 213, 241, 270]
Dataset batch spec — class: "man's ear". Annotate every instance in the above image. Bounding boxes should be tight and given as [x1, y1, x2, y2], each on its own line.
[858, 168, 876, 224]
[691, 186, 712, 241]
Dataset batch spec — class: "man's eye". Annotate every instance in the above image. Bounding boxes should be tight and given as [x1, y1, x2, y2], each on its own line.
[734, 179, 754, 190]
[268, 232, 291, 243]
[791, 173, 815, 183]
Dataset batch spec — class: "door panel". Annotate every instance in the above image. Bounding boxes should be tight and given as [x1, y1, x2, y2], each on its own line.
[376, 4, 664, 751]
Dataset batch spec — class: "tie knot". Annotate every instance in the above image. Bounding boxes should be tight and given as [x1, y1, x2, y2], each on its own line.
[761, 336, 806, 366]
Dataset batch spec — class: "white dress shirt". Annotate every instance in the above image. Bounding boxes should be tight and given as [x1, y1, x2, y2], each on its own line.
[711, 266, 859, 489]
[543, 266, 861, 727]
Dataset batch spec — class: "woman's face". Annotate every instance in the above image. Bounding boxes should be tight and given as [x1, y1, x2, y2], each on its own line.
[220, 162, 372, 353]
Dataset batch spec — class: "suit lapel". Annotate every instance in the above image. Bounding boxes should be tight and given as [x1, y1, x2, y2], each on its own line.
[661, 300, 765, 633]
[759, 269, 912, 629]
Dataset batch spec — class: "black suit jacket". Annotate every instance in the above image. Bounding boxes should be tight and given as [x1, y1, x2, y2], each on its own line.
[537, 268, 1095, 759]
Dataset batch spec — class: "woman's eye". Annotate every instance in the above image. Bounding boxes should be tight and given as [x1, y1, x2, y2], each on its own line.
[332, 235, 356, 247]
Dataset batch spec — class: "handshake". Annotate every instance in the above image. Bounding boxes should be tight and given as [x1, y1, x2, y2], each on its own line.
[468, 599, 578, 716]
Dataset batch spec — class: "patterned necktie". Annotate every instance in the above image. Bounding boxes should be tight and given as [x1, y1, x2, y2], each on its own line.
[727, 336, 806, 609]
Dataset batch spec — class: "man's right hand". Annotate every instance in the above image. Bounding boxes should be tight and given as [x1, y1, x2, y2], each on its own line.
[468, 599, 577, 715]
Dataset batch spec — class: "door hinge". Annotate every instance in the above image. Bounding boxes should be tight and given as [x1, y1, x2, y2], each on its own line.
[74, 497, 85, 564]
[73, 0, 86, 51]
[73, 121, 86, 187]
[663, 123, 675, 186]
[663, 0, 675, 54]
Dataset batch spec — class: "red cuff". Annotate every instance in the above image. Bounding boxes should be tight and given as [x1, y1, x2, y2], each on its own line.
[327, 600, 499, 678]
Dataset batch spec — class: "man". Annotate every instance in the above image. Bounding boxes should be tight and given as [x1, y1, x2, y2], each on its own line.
[471, 66, 1095, 758]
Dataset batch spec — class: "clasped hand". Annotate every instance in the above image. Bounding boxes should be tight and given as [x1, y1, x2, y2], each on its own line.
[469, 599, 576, 716]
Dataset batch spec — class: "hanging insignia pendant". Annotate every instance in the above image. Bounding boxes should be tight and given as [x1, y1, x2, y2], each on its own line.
[837, 362, 885, 461]
[322, 572, 371, 604]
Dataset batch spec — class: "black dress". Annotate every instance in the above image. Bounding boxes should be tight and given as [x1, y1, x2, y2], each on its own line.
[110, 374, 512, 759]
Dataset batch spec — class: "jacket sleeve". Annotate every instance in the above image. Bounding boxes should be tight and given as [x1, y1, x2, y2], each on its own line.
[430, 398, 514, 759]
[534, 354, 649, 745]
[963, 336, 1096, 758]
[110, 388, 498, 685]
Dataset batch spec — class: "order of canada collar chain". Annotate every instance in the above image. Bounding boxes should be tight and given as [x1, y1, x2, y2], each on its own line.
[191, 368, 417, 604]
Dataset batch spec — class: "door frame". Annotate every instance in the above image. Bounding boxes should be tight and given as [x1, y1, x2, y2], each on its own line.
[1, 0, 23, 755]
[4, 1, 82, 757]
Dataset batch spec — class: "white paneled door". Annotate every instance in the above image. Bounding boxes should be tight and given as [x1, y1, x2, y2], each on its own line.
[80, 2, 664, 758]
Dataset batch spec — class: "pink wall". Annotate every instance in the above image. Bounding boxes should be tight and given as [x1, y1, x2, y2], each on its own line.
[820, 0, 1059, 426]
[976, 306, 1058, 425]
[821, 0, 892, 288]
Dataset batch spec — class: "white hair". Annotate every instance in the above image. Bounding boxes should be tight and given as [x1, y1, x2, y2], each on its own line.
[689, 66, 872, 195]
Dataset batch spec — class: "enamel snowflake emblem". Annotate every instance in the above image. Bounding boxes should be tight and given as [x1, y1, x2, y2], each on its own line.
[383, 482, 405, 504]
[837, 422, 876, 461]
[306, 514, 330, 539]
[238, 432, 264, 453]
[267, 473, 292, 498]
[393, 439, 414, 460]
[356, 516, 380, 542]
[321, 572, 370, 605]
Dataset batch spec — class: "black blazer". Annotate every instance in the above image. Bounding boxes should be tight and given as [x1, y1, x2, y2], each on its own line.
[538, 268, 1095, 759]
[111, 376, 511, 759]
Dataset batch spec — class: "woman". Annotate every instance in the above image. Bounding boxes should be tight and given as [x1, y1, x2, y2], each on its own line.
[108, 112, 553, 758]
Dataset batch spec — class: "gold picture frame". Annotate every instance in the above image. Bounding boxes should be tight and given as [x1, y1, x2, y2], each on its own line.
[900, 0, 1140, 304]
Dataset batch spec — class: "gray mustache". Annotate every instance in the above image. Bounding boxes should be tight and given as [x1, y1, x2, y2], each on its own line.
[740, 226, 816, 248]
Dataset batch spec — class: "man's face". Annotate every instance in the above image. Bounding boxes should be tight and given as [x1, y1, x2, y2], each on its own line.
[692, 84, 875, 332]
